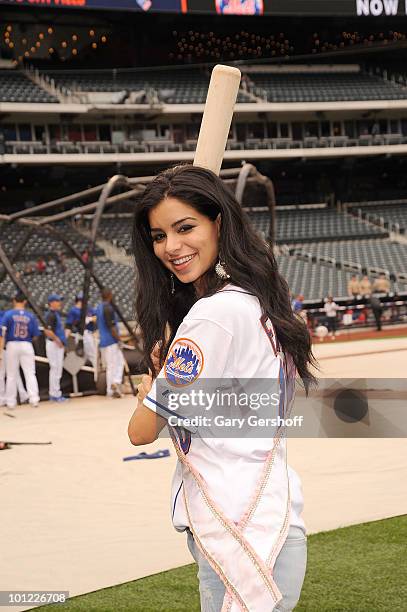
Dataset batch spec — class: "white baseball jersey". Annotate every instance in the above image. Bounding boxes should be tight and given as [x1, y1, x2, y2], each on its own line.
[324, 301, 338, 317]
[144, 284, 305, 534]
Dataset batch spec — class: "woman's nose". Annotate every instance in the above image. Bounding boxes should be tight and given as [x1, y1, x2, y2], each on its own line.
[165, 232, 182, 255]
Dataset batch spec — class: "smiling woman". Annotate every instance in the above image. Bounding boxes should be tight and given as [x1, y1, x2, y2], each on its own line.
[129, 163, 316, 612]
[149, 197, 220, 291]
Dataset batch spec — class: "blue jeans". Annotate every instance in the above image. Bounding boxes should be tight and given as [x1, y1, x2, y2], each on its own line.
[187, 526, 307, 612]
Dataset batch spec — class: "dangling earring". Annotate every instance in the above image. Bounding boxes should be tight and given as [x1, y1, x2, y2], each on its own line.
[215, 257, 230, 280]
[170, 273, 175, 295]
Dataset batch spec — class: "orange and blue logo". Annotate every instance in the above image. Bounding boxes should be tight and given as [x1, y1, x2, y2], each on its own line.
[165, 337, 204, 387]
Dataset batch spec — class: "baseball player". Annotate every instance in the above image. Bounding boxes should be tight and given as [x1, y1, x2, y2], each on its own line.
[66, 292, 97, 369]
[96, 288, 124, 398]
[0, 307, 30, 406]
[44, 294, 68, 402]
[0, 292, 40, 409]
[83, 305, 97, 370]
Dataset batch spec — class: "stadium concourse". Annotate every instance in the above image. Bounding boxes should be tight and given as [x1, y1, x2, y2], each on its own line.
[1, 337, 407, 611]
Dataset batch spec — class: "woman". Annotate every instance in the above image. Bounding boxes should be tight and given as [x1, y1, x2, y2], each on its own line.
[129, 164, 315, 612]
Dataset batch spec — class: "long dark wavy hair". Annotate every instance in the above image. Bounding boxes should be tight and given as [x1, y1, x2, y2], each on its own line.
[132, 164, 316, 387]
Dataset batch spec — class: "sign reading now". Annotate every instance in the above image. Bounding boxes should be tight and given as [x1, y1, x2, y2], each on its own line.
[356, 0, 402, 15]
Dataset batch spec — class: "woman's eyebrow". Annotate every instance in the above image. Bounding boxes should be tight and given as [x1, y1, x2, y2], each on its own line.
[150, 217, 197, 232]
[172, 217, 197, 227]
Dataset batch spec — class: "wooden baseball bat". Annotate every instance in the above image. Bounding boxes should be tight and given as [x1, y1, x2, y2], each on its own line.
[193, 64, 241, 176]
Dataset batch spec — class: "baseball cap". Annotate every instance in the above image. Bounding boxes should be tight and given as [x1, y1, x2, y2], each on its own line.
[48, 293, 64, 303]
[14, 291, 26, 302]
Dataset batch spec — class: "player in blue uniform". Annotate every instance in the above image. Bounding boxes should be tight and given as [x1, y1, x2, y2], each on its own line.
[65, 294, 82, 337]
[0, 307, 29, 406]
[0, 293, 40, 409]
[96, 288, 124, 398]
[66, 292, 97, 368]
[44, 294, 68, 402]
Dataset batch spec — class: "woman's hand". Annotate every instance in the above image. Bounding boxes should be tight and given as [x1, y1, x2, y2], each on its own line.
[129, 371, 167, 446]
[137, 372, 153, 402]
[138, 340, 162, 399]
[151, 342, 162, 374]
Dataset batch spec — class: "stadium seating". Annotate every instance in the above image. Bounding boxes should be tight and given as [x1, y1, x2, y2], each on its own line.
[6, 118, 407, 156]
[348, 202, 407, 233]
[275, 251, 352, 299]
[0, 258, 135, 321]
[97, 217, 133, 253]
[43, 68, 251, 104]
[247, 208, 387, 243]
[41, 67, 407, 104]
[0, 221, 101, 261]
[295, 239, 407, 278]
[249, 72, 407, 102]
[0, 70, 59, 104]
[3, 66, 407, 107]
[6, 133, 407, 155]
[250, 208, 406, 296]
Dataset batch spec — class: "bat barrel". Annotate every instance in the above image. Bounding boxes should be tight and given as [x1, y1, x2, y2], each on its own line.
[193, 64, 241, 176]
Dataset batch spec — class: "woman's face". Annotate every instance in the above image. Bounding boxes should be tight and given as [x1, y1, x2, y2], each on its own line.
[148, 197, 220, 289]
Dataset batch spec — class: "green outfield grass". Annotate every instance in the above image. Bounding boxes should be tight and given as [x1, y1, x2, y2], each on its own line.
[39, 515, 407, 612]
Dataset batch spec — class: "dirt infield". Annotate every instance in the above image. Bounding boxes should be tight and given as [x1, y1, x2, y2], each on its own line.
[312, 323, 407, 344]
[313, 334, 407, 378]
[2, 395, 407, 612]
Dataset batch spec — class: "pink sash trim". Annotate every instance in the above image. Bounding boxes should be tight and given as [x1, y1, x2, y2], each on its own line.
[221, 439, 290, 612]
[170, 430, 283, 611]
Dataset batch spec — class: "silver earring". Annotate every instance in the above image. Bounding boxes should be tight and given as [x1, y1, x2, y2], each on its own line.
[170, 273, 175, 295]
[215, 258, 230, 280]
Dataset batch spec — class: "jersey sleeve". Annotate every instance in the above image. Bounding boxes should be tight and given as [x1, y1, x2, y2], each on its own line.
[143, 317, 233, 431]
[65, 308, 76, 329]
[1, 312, 10, 335]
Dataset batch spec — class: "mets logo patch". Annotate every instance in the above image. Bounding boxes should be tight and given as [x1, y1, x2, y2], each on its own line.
[165, 337, 204, 387]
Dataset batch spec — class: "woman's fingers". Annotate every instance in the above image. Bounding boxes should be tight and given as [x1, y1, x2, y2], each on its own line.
[151, 342, 161, 371]
[137, 373, 153, 402]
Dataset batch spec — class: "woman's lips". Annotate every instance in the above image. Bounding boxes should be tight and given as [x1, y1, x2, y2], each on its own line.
[171, 253, 197, 272]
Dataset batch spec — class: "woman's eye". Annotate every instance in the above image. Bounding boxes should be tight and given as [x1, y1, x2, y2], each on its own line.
[152, 233, 165, 242]
[179, 225, 194, 233]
